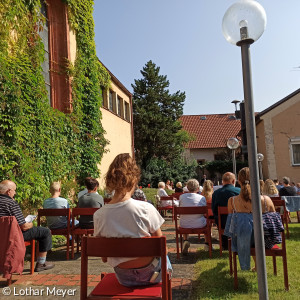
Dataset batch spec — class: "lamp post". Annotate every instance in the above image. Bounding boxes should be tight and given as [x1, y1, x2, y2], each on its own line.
[257, 153, 264, 180]
[222, 1, 269, 299]
[227, 137, 239, 177]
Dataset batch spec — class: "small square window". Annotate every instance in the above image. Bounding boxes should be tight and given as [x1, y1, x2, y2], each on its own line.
[290, 138, 300, 166]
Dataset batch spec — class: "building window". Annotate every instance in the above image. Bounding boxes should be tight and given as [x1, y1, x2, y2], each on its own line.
[290, 138, 300, 166]
[124, 101, 130, 121]
[117, 96, 123, 117]
[39, 0, 51, 104]
[197, 159, 205, 165]
[109, 90, 114, 111]
[102, 88, 108, 108]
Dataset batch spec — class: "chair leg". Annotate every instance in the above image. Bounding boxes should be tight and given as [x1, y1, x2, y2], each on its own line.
[180, 234, 183, 255]
[297, 211, 300, 223]
[77, 235, 80, 253]
[71, 234, 75, 259]
[66, 234, 69, 260]
[219, 232, 223, 257]
[176, 231, 180, 259]
[229, 239, 233, 276]
[206, 232, 212, 258]
[272, 255, 277, 275]
[285, 216, 290, 238]
[233, 252, 238, 290]
[30, 240, 35, 274]
[282, 255, 289, 291]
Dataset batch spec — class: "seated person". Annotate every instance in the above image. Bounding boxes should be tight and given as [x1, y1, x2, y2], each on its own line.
[0, 180, 54, 272]
[279, 176, 297, 196]
[43, 182, 78, 229]
[132, 185, 147, 201]
[179, 179, 207, 254]
[175, 182, 183, 193]
[157, 182, 179, 207]
[78, 177, 99, 200]
[225, 168, 284, 271]
[94, 153, 172, 287]
[165, 179, 173, 190]
[262, 179, 279, 197]
[78, 178, 103, 228]
[201, 180, 214, 204]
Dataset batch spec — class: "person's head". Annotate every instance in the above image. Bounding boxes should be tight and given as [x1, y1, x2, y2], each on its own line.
[202, 180, 214, 198]
[263, 179, 278, 196]
[105, 153, 140, 196]
[166, 180, 170, 185]
[203, 174, 207, 179]
[176, 182, 182, 188]
[187, 179, 200, 193]
[273, 179, 279, 185]
[222, 172, 236, 186]
[238, 167, 251, 202]
[85, 178, 99, 191]
[0, 180, 17, 199]
[296, 183, 300, 188]
[158, 182, 166, 189]
[50, 182, 61, 195]
[291, 182, 296, 187]
[282, 176, 290, 186]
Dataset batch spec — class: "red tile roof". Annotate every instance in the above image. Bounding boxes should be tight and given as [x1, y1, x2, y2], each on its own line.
[180, 114, 241, 149]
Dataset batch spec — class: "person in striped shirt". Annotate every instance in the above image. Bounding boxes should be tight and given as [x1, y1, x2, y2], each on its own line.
[0, 180, 54, 272]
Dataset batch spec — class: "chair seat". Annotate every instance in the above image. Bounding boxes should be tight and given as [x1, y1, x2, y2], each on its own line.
[158, 206, 173, 210]
[178, 227, 207, 234]
[51, 228, 68, 235]
[91, 273, 162, 297]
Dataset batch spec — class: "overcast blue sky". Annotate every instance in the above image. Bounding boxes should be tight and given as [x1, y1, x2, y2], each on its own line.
[93, 0, 300, 115]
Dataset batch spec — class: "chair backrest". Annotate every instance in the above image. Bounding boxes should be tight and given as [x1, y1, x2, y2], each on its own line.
[271, 199, 287, 218]
[37, 208, 71, 227]
[174, 206, 208, 216]
[218, 206, 228, 229]
[270, 196, 281, 201]
[71, 207, 100, 229]
[81, 236, 168, 300]
[171, 193, 183, 199]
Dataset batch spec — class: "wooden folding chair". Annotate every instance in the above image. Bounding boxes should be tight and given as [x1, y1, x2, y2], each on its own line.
[170, 193, 183, 200]
[232, 228, 289, 291]
[157, 196, 175, 221]
[71, 207, 100, 259]
[174, 206, 212, 258]
[37, 208, 71, 260]
[271, 198, 290, 238]
[103, 198, 111, 205]
[80, 236, 172, 300]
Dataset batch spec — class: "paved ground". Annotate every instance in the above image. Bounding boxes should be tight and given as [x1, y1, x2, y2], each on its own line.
[0, 214, 220, 299]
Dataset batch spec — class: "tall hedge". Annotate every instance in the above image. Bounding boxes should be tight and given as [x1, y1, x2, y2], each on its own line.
[0, 0, 110, 208]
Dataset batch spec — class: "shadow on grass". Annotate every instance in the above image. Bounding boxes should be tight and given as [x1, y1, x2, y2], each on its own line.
[191, 261, 253, 299]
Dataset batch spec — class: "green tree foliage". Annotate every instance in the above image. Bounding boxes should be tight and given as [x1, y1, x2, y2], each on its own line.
[132, 61, 190, 168]
[0, 0, 110, 208]
[140, 158, 197, 188]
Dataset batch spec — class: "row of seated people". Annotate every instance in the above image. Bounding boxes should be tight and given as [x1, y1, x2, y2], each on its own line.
[0, 153, 172, 294]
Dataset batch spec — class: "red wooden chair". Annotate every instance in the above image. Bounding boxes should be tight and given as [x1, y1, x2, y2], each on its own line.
[157, 196, 175, 221]
[271, 198, 290, 238]
[103, 198, 111, 205]
[170, 192, 183, 200]
[80, 236, 172, 300]
[232, 228, 289, 290]
[174, 206, 212, 258]
[37, 208, 71, 260]
[71, 207, 100, 259]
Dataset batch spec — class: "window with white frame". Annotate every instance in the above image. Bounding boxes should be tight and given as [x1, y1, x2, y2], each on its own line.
[290, 138, 300, 166]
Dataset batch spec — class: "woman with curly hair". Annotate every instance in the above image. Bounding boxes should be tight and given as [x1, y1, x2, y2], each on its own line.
[262, 179, 279, 197]
[225, 167, 283, 271]
[94, 153, 172, 287]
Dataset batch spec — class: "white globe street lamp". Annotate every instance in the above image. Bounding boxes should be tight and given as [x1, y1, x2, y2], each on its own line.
[227, 137, 239, 177]
[257, 153, 264, 180]
[223, 1, 269, 299]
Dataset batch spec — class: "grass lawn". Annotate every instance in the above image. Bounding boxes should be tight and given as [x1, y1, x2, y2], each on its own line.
[191, 213, 300, 299]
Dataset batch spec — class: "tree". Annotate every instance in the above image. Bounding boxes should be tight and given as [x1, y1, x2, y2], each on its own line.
[132, 60, 189, 168]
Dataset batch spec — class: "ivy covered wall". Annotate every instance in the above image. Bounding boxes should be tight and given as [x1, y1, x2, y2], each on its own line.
[0, 0, 110, 208]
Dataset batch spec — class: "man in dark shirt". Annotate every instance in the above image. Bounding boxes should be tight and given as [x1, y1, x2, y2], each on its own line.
[279, 177, 297, 196]
[212, 172, 240, 250]
[78, 178, 103, 228]
[0, 180, 54, 272]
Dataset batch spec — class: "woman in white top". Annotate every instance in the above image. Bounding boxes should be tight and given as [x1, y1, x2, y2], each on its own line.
[94, 153, 172, 287]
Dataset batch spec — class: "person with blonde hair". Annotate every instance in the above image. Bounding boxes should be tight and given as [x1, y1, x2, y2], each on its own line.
[225, 167, 283, 270]
[175, 182, 183, 193]
[202, 180, 214, 203]
[43, 181, 78, 229]
[94, 153, 172, 287]
[262, 179, 279, 197]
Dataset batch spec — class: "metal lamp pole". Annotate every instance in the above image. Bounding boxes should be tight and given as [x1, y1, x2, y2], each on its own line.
[222, 1, 268, 299]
